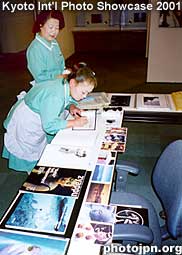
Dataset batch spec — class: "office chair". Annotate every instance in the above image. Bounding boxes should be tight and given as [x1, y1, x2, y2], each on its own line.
[110, 139, 182, 250]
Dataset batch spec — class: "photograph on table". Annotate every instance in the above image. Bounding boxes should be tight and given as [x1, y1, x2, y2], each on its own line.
[3, 191, 76, 235]
[73, 222, 113, 245]
[91, 164, 115, 183]
[101, 127, 128, 153]
[21, 166, 87, 198]
[0, 229, 69, 255]
[136, 94, 171, 111]
[78, 203, 116, 224]
[112, 204, 149, 226]
[109, 93, 136, 108]
[86, 182, 111, 204]
[37, 144, 93, 170]
[97, 150, 117, 165]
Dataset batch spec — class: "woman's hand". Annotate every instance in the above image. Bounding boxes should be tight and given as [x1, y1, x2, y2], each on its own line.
[73, 116, 88, 127]
[56, 68, 72, 79]
[69, 104, 82, 118]
[67, 116, 88, 128]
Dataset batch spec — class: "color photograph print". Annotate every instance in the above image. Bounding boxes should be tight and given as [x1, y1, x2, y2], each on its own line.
[78, 203, 116, 224]
[0, 229, 69, 255]
[101, 127, 127, 152]
[5, 192, 75, 235]
[101, 141, 126, 152]
[21, 166, 86, 198]
[92, 164, 114, 183]
[86, 183, 110, 204]
[73, 222, 113, 245]
[97, 150, 116, 165]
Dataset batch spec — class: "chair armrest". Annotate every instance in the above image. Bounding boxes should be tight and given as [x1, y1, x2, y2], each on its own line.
[160, 225, 171, 240]
[116, 160, 140, 175]
[113, 224, 154, 244]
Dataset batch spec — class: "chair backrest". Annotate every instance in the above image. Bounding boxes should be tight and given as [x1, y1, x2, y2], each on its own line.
[152, 139, 182, 239]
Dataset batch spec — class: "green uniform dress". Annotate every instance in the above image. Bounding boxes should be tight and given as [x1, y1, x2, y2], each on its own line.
[2, 79, 76, 172]
[26, 33, 65, 83]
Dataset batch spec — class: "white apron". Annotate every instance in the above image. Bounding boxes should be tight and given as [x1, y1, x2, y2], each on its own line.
[4, 101, 47, 161]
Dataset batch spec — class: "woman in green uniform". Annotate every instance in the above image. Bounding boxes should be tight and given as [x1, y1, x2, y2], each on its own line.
[2, 67, 97, 172]
[26, 10, 67, 84]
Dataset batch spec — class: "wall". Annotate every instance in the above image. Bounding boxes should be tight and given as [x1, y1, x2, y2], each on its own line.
[0, 11, 34, 53]
[57, 10, 76, 59]
[147, 5, 182, 83]
[0, 10, 76, 59]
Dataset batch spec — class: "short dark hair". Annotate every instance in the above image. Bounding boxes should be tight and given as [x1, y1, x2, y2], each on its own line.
[32, 10, 65, 34]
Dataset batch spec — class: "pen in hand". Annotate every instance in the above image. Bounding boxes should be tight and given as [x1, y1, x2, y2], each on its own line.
[75, 112, 82, 118]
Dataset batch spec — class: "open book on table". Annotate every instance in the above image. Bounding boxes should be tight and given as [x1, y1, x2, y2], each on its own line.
[38, 144, 93, 171]
[73, 110, 97, 130]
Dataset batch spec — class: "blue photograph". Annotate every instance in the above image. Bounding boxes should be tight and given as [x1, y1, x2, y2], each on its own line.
[92, 164, 114, 183]
[0, 229, 69, 255]
[79, 203, 116, 224]
[5, 192, 75, 235]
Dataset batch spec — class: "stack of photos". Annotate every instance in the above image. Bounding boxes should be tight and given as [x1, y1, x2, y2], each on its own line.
[73, 203, 116, 245]
[86, 150, 116, 204]
[21, 166, 87, 198]
[38, 144, 93, 170]
[70, 150, 117, 247]
[0, 229, 69, 255]
[101, 127, 128, 152]
[2, 191, 76, 235]
[73, 110, 97, 130]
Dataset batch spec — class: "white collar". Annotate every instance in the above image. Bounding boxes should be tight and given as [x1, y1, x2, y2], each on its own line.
[35, 34, 57, 51]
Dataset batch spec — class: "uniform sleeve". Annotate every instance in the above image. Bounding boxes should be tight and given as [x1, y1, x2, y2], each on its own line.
[65, 98, 78, 110]
[27, 44, 64, 82]
[39, 95, 67, 135]
[55, 43, 65, 74]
